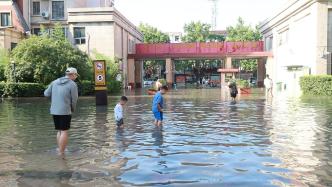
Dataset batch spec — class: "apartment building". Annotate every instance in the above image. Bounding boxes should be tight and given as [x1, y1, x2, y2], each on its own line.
[0, 0, 143, 86]
[0, 0, 28, 50]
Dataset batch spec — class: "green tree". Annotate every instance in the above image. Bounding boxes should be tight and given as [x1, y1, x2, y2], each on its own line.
[182, 21, 211, 42]
[9, 24, 92, 84]
[139, 23, 170, 43]
[226, 17, 262, 42]
[208, 34, 225, 42]
[181, 22, 214, 86]
[0, 48, 10, 81]
[226, 17, 262, 72]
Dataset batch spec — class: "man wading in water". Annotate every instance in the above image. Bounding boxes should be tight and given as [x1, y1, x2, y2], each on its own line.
[44, 67, 79, 157]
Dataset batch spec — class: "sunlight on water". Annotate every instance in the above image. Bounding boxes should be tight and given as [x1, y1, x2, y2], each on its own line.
[0, 89, 332, 186]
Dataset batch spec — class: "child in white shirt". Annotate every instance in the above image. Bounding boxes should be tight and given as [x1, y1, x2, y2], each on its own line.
[114, 96, 128, 127]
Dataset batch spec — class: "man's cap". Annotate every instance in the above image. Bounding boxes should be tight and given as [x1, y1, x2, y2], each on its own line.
[65, 67, 79, 75]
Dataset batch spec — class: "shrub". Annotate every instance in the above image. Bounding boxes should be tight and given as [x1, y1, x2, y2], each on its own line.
[300, 75, 332, 96]
[236, 79, 250, 88]
[2, 83, 45, 97]
[0, 48, 9, 82]
[9, 24, 92, 85]
[76, 80, 122, 96]
[107, 80, 122, 94]
[0, 82, 5, 96]
[77, 80, 94, 96]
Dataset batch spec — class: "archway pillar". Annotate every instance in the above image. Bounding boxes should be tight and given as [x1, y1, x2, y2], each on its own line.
[135, 60, 143, 88]
[166, 58, 174, 88]
[127, 58, 135, 88]
[257, 58, 266, 87]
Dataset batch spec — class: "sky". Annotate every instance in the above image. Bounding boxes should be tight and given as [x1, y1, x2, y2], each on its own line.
[116, 0, 287, 33]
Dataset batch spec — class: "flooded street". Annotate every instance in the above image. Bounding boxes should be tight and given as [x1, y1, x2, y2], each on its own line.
[0, 89, 332, 186]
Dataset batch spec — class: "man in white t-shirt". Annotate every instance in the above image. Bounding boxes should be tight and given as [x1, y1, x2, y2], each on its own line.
[264, 74, 273, 97]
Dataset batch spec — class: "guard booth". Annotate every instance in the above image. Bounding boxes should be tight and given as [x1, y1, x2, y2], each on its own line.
[218, 68, 240, 86]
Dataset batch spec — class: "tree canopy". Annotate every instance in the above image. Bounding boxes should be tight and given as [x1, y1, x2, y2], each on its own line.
[182, 21, 211, 42]
[9, 23, 92, 84]
[139, 23, 170, 43]
[226, 17, 262, 42]
[226, 17, 262, 72]
[0, 48, 10, 81]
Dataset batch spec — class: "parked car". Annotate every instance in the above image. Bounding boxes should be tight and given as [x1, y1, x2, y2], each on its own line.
[143, 80, 154, 87]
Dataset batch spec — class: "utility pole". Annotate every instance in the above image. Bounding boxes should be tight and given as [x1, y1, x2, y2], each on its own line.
[208, 0, 218, 30]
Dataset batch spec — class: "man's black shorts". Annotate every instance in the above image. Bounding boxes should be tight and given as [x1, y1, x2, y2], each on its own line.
[53, 115, 71, 131]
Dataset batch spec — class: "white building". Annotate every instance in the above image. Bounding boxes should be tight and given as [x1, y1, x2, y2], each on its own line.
[259, 0, 332, 95]
[168, 32, 182, 43]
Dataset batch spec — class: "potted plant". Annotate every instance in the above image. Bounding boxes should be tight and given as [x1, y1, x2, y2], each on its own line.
[236, 79, 251, 94]
[147, 79, 166, 95]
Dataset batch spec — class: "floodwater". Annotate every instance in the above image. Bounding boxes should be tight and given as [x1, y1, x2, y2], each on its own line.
[0, 89, 332, 187]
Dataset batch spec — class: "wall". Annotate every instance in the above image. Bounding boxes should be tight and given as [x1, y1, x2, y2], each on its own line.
[68, 22, 114, 57]
[0, 28, 23, 50]
[328, 9, 332, 52]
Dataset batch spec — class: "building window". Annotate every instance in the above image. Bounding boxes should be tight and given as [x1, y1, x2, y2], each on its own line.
[175, 36, 180, 42]
[52, 1, 64, 20]
[278, 29, 289, 46]
[0, 13, 11, 27]
[11, 43, 17, 50]
[128, 39, 135, 54]
[32, 28, 41, 35]
[265, 36, 273, 51]
[32, 1, 40, 15]
[74, 27, 86, 44]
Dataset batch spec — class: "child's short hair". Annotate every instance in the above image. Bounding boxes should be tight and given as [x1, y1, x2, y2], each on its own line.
[161, 85, 168, 91]
[120, 96, 128, 102]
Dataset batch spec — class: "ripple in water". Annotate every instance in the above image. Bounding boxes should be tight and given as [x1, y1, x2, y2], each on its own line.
[0, 90, 332, 186]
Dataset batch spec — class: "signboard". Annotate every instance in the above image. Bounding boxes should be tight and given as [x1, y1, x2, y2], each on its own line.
[94, 60, 107, 90]
[135, 41, 264, 57]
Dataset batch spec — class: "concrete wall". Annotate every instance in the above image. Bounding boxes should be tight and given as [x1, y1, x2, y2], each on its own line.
[68, 22, 114, 57]
[0, 28, 23, 50]
[328, 9, 332, 52]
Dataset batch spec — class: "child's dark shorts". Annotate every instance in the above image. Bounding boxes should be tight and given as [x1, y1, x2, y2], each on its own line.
[116, 119, 124, 126]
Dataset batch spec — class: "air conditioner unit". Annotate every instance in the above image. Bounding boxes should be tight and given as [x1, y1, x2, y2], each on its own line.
[41, 11, 49, 19]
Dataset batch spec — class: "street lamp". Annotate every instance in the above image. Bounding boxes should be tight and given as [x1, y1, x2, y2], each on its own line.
[11, 60, 16, 83]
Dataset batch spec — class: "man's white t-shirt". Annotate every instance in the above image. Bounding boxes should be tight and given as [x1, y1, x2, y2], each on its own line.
[114, 103, 123, 121]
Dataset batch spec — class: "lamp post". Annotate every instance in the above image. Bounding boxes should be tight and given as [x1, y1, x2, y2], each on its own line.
[11, 60, 16, 83]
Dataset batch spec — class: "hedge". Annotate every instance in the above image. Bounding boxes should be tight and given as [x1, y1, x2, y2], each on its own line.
[77, 80, 122, 96]
[300, 75, 332, 96]
[0, 80, 122, 97]
[107, 80, 122, 94]
[0, 83, 45, 97]
[77, 80, 95, 96]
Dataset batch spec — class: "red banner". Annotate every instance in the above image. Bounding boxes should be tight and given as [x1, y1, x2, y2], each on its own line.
[135, 41, 264, 57]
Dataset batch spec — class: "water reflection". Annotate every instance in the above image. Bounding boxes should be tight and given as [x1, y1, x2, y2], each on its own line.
[0, 90, 331, 186]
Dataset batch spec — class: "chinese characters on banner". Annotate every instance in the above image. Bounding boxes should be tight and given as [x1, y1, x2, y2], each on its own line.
[135, 41, 264, 56]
